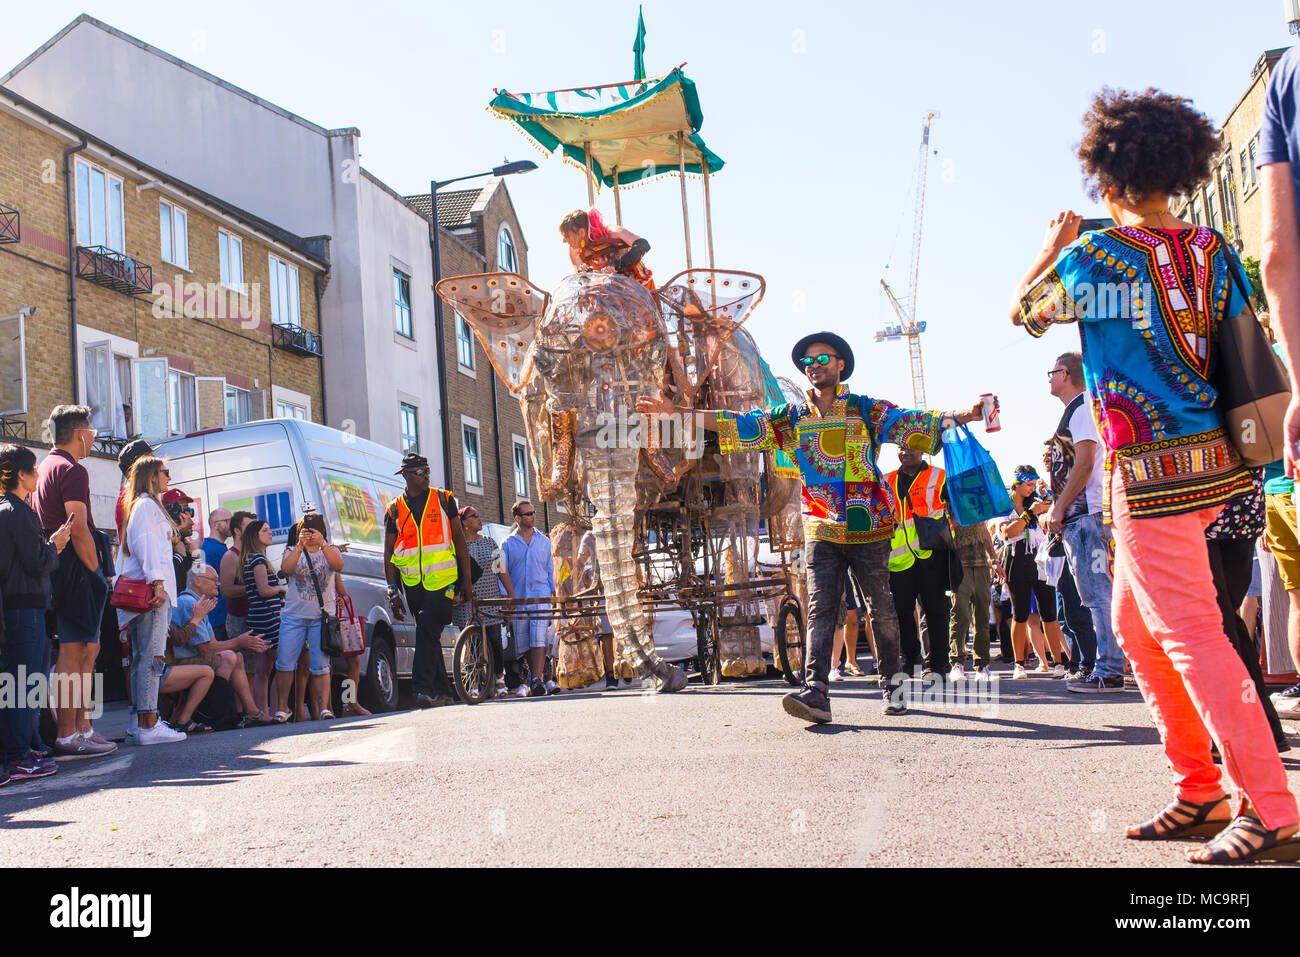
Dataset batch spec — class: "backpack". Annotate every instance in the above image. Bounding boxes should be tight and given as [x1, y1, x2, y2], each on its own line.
[193, 676, 240, 731]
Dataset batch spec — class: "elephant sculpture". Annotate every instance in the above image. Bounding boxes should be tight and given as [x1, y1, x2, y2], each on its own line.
[436, 268, 772, 691]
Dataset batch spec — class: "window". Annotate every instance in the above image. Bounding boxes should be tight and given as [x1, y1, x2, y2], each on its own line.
[1190, 196, 1202, 226]
[400, 403, 419, 453]
[457, 315, 475, 369]
[394, 270, 412, 338]
[1220, 160, 1238, 228]
[276, 400, 307, 420]
[0, 312, 27, 416]
[513, 439, 529, 498]
[160, 200, 189, 268]
[269, 255, 301, 327]
[83, 341, 136, 438]
[1206, 182, 1221, 233]
[167, 368, 197, 435]
[75, 158, 124, 253]
[497, 224, 517, 272]
[463, 422, 482, 488]
[1247, 136, 1259, 188]
[225, 385, 251, 425]
[219, 231, 244, 290]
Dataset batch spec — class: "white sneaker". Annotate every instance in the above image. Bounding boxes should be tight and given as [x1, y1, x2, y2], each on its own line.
[1011, 663, 1028, 679]
[136, 722, 187, 746]
[125, 715, 139, 738]
[1053, 663, 1066, 678]
[544, 679, 561, 695]
[828, 668, 843, 682]
[1275, 695, 1300, 715]
[975, 665, 993, 680]
[514, 684, 530, 698]
[948, 664, 965, 682]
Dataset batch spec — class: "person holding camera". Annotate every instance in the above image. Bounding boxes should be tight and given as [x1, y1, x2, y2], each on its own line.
[997, 466, 1070, 679]
[278, 511, 343, 721]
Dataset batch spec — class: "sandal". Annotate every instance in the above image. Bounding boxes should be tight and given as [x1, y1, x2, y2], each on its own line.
[842, 662, 865, 677]
[1126, 796, 1231, 841]
[344, 701, 371, 717]
[174, 719, 213, 735]
[318, 710, 335, 720]
[1188, 814, 1300, 864]
[494, 677, 508, 698]
[273, 711, 291, 724]
[237, 713, 272, 728]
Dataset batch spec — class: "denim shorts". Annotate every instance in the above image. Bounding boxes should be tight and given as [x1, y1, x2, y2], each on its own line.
[276, 614, 331, 675]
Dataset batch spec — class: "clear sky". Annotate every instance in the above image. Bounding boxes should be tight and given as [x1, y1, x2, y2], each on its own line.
[4, 1, 1294, 475]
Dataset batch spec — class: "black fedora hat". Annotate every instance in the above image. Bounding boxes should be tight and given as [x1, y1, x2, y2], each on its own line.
[791, 331, 854, 381]
[395, 452, 431, 474]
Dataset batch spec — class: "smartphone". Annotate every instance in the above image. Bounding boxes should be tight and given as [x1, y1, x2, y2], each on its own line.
[1078, 217, 1116, 233]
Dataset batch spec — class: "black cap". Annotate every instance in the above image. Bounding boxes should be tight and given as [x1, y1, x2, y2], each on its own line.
[395, 452, 430, 474]
[118, 438, 153, 476]
[791, 331, 854, 381]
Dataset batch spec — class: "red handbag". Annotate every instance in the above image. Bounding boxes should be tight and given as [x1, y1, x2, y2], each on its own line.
[111, 576, 153, 613]
[336, 594, 366, 658]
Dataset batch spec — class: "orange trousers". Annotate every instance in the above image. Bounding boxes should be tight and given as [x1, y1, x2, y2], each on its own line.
[1111, 484, 1297, 829]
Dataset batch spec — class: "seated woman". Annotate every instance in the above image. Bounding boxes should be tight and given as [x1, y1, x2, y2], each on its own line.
[559, 208, 654, 291]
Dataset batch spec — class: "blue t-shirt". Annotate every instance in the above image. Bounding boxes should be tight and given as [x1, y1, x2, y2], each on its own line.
[200, 537, 229, 626]
[170, 590, 215, 660]
[1261, 46, 1300, 227]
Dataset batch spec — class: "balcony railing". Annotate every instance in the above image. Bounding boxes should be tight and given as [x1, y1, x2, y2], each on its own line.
[76, 245, 154, 297]
[0, 415, 27, 441]
[271, 322, 323, 357]
[0, 202, 18, 244]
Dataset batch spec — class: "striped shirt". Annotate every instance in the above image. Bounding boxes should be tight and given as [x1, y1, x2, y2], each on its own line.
[243, 553, 283, 646]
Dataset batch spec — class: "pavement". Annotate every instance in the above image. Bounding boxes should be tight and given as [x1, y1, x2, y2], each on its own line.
[2, 662, 1298, 868]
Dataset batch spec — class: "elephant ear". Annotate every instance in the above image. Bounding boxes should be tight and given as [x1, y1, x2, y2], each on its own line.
[654, 269, 765, 405]
[435, 272, 549, 394]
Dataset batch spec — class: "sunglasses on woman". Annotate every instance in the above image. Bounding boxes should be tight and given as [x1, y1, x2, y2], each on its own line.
[799, 354, 839, 368]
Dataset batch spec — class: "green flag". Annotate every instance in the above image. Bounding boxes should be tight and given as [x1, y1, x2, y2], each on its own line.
[633, 6, 646, 81]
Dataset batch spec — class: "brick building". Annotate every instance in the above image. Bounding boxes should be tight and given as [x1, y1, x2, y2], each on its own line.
[1174, 48, 1289, 297]
[0, 86, 327, 531]
[407, 180, 553, 530]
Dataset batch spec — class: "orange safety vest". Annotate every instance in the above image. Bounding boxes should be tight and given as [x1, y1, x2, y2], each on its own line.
[389, 490, 458, 591]
[887, 466, 946, 571]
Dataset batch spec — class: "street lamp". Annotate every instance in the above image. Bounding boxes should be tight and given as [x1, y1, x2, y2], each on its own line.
[429, 160, 537, 489]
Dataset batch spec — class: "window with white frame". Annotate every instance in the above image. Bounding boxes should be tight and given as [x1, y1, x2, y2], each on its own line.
[394, 270, 412, 338]
[1207, 182, 1222, 233]
[463, 420, 482, 488]
[400, 402, 419, 453]
[269, 255, 301, 327]
[457, 315, 475, 369]
[219, 231, 244, 290]
[83, 341, 138, 439]
[225, 385, 252, 425]
[1247, 136, 1259, 189]
[167, 368, 197, 435]
[160, 200, 189, 268]
[497, 224, 517, 272]
[1220, 160, 1238, 228]
[276, 400, 307, 420]
[513, 439, 529, 498]
[74, 158, 125, 253]
[1190, 196, 1203, 226]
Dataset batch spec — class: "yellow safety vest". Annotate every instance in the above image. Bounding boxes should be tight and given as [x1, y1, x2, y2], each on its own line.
[887, 466, 946, 572]
[389, 490, 458, 591]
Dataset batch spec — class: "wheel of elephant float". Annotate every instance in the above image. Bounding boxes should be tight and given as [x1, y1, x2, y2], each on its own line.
[695, 610, 722, 685]
[454, 624, 494, 704]
[775, 599, 805, 687]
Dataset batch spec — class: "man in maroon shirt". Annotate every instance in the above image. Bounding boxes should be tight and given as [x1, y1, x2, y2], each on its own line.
[32, 405, 115, 756]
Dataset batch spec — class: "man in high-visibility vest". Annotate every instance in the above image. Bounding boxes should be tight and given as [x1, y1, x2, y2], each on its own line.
[383, 453, 472, 709]
[886, 448, 957, 679]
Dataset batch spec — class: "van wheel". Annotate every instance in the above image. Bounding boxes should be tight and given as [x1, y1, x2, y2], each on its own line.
[361, 634, 398, 713]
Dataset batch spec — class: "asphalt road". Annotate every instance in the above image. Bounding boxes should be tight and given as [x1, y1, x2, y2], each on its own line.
[3, 666, 1298, 867]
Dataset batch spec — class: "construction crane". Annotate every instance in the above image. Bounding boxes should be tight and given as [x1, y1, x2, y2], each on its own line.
[875, 111, 938, 408]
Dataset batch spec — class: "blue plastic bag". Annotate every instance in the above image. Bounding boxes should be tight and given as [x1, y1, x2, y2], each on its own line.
[941, 425, 1013, 527]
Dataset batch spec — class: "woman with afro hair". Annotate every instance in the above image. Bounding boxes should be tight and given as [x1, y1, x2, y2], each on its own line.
[1010, 87, 1299, 865]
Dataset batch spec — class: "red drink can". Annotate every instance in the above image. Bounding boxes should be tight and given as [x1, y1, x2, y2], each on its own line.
[980, 393, 1001, 432]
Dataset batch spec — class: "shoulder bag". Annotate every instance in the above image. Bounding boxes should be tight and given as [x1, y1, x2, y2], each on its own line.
[1214, 259, 1290, 466]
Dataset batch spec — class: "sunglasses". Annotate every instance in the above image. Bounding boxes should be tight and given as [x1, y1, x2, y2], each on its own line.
[464, 512, 479, 520]
[800, 354, 839, 368]
[518, 511, 536, 517]
[405, 467, 430, 477]
[161, 468, 171, 476]
[1047, 368, 1066, 378]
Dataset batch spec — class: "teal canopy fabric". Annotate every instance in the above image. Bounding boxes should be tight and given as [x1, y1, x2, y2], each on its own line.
[489, 68, 724, 188]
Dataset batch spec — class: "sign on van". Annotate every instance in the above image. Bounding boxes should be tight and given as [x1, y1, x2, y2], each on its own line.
[324, 473, 382, 546]
[221, 487, 295, 543]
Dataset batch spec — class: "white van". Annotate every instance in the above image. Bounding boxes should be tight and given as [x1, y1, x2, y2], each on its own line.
[153, 418, 436, 712]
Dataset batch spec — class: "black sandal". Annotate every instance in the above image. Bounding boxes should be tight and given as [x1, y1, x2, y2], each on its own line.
[1188, 814, 1300, 865]
[1126, 796, 1230, 841]
[174, 719, 213, 735]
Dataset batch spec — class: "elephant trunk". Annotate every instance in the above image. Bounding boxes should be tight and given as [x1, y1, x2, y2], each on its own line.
[539, 410, 576, 500]
[584, 447, 677, 684]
